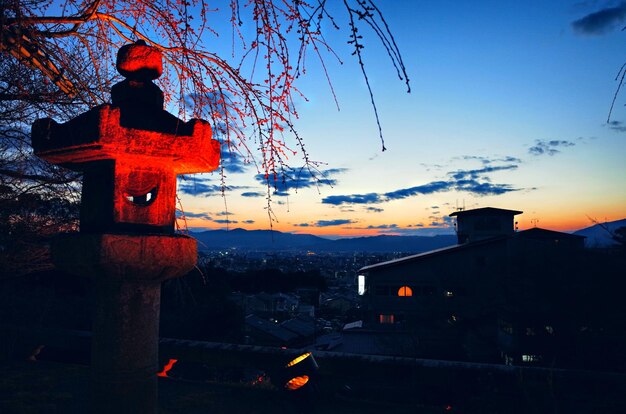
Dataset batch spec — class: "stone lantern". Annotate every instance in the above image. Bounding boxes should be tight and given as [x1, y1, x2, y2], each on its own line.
[31, 40, 220, 413]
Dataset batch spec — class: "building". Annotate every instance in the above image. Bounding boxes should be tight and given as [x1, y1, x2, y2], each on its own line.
[357, 207, 585, 363]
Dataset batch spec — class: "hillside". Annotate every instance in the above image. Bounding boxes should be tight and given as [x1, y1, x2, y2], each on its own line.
[573, 218, 626, 248]
[191, 228, 457, 253]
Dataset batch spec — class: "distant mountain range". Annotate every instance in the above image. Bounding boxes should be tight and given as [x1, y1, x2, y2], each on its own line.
[191, 228, 458, 253]
[191, 218, 626, 253]
[572, 218, 626, 248]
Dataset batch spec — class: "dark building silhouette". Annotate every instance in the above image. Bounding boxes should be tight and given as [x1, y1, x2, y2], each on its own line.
[357, 207, 586, 364]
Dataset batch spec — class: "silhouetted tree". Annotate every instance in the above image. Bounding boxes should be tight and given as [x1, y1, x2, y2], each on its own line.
[2, 0, 409, 176]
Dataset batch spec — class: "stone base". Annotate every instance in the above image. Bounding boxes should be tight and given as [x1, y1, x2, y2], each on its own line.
[51, 233, 197, 281]
[51, 233, 197, 413]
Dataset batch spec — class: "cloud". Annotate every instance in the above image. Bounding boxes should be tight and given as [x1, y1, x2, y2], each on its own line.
[177, 177, 249, 197]
[241, 191, 265, 197]
[294, 223, 310, 227]
[449, 164, 518, 180]
[215, 211, 233, 216]
[456, 155, 521, 165]
[383, 181, 451, 200]
[314, 219, 355, 227]
[322, 162, 521, 206]
[243, 220, 255, 224]
[178, 180, 223, 196]
[528, 140, 575, 156]
[364, 206, 384, 213]
[255, 168, 347, 194]
[454, 179, 517, 195]
[366, 224, 399, 229]
[608, 120, 626, 132]
[323, 193, 382, 205]
[179, 211, 212, 220]
[214, 219, 238, 224]
[220, 147, 250, 174]
[572, 2, 626, 35]
[428, 215, 454, 228]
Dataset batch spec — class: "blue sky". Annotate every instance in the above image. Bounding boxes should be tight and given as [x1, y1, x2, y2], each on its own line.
[180, 0, 626, 237]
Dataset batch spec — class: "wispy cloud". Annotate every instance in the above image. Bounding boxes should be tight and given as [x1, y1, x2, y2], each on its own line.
[178, 211, 212, 220]
[528, 139, 575, 156]
[449, 164, 518, 180]
[323, 162, 521, 206]
[242, 220, 255, 224]
[572, 2, 626, 35]
[365, 224, 399, 229]
[220, 147, 250, 174]
[214, 219, 238, 224]
[315, 219, 356, 227]
[255, 168, 348, 195]
[608, 120, 626, 132]
[457, 155, 521, 165]
[178, 177, 249, 197]
[241, 191, 265, 197]
[323, 193, 382, 205]
[364, 206, 384, 213]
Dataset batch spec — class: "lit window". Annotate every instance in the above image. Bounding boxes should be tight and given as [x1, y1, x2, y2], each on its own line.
[545, 326, 554, 335]
[397, 286, 413, 297]
[522, 354, 540, 362]
[379, 314, 395, 324]
[444, 290, 454, 297]
[357, 275, 366, 295]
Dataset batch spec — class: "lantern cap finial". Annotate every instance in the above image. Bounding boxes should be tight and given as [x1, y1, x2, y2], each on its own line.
[116, 40, 163, 81]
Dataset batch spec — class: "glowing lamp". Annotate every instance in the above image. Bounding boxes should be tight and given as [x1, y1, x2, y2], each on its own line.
[281, 351, 318, 393]
[286, 352, 312, 368]
[31, 40, 220, 234]
[285, 375, 309, 391]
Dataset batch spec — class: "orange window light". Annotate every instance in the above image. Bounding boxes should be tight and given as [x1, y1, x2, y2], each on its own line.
[398, 286, 413, 297]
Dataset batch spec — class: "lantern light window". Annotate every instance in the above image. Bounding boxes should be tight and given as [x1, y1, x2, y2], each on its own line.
[286, 352, 312, 368]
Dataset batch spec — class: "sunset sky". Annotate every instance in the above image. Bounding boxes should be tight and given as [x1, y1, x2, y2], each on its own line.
[178, 1, 626, 238]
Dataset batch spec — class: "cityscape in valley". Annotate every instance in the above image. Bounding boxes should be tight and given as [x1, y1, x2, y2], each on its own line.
[187, 209, 625, 368]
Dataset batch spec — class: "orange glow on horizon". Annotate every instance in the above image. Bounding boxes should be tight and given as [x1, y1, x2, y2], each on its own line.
[183, 208, 626, 238]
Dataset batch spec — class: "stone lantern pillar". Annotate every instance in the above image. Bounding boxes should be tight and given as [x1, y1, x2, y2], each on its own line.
[31, 41, 220, 413]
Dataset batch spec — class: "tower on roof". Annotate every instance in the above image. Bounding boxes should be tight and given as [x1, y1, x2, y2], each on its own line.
[450, 207, 522, 244]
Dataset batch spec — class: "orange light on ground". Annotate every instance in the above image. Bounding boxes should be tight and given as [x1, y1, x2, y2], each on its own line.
[285, 375, 309, 391]
[157, 358, 178, 377]
[286, 352, 312, 368]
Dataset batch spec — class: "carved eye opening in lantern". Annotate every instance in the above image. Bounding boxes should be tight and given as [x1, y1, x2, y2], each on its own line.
[285, 375, 309, 391]
[125, 186, 158, 206]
